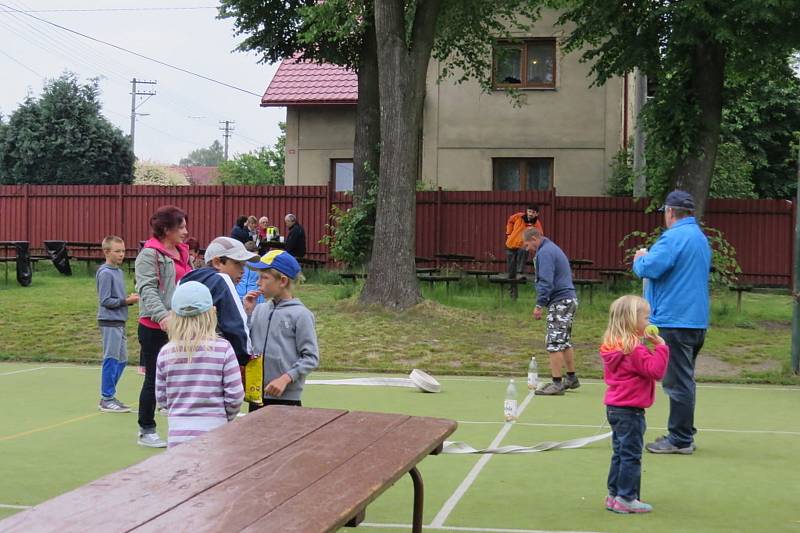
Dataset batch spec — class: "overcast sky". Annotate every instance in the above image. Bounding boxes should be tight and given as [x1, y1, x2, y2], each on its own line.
[0, 0, 283, 164]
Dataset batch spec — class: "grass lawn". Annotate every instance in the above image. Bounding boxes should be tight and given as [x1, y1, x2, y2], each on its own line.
[0, 363, 798, 532]
[0, 263, 795, 383]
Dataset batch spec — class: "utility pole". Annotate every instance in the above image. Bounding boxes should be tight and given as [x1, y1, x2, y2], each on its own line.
[219, 120, 235, 161]
[632, 68, 647, 198]
[129, 78, 157, 156]
[792, 141, 800, 374]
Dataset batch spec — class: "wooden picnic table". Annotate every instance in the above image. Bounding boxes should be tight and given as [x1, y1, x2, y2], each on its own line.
[418, 274, 461, 294]
[416, 267, 439, 275]
[1, 406, 457, 533]
[598, 269, 631, 286]
[435, 253, 475, 263]
[489, 274, 529, 300]
[462, 269, 496, 279]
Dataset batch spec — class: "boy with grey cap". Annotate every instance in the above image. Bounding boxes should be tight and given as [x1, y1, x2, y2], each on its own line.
[179, 237, 259, 366]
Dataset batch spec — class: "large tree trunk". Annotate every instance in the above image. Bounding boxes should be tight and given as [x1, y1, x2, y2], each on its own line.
[360, 0, 441, 309]
[352, 14, 380, 204]
[672, 41, 726, 219]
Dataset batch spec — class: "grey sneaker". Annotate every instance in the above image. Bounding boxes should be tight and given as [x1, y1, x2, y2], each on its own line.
[646, 437, 693, 455]
[564, 375, 581, 390]
[535, 381, 565, 396]
[137, 431, 167, 448]
[656, 434, 697, 451]
[99, 399, 131, 413]
[111, 398, 130, 410]
[611, 496, 653, 514]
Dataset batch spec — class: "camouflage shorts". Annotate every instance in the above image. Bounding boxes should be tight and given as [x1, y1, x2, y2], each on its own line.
[545, 298, 578, 352]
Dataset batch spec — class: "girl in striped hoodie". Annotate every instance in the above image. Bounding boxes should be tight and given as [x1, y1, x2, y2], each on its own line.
[155, 281, 244, 448]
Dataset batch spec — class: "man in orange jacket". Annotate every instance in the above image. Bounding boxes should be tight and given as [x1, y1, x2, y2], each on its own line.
[505, 205, 544, 285]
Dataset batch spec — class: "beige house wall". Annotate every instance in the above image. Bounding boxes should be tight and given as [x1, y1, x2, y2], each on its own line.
[284, 106, 355, 186]
[282, 10, 626, 195]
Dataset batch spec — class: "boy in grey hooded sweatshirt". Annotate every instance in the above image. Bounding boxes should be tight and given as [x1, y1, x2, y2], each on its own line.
[243, 250, 319, 409]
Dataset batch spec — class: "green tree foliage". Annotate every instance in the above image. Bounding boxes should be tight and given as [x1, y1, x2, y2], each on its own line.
[178, 140, 225, 166]
[217, 122, 285, 185]
[0, 73, 134, 185]
[560, 1, 800, 216]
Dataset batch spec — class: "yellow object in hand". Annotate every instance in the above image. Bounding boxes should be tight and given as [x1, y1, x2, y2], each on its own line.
[645, 325, 659, 336]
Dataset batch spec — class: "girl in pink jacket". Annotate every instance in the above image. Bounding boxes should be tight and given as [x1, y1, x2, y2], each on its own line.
[600, 295, 669, 514]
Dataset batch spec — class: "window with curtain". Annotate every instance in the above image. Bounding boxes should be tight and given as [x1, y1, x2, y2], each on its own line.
[492, 158, 553, 191]
[493, 39, 556, 89]
[331, 159, 354, 192]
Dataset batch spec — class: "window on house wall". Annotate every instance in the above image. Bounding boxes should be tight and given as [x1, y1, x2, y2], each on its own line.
[492, 158, 553, 191]
[494, 39, 556, 89]
[331, 159, 354, 192]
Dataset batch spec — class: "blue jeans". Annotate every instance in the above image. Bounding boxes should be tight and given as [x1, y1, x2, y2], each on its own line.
[660, 328, 706, 448]
[607, 406, 646, 500]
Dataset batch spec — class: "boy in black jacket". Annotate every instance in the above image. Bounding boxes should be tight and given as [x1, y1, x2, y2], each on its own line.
[179, 237, 258, 366]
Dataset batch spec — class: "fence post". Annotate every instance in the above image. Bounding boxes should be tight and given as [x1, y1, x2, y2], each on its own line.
[435, 187, 442, 267]
[219, 184, 226, 235]
[118, 183, 125, 244]
[23, 184, 31, 243]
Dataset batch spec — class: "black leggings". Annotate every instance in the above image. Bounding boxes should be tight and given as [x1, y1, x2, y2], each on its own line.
[137, 324, 168, 432]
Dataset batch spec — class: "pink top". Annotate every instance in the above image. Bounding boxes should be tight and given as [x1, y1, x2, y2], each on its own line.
[139, 237, 191, 330]
[600, 343, 669, 408]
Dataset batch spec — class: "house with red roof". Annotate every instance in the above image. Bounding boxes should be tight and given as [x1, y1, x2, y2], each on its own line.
[261, 10, 635, 195]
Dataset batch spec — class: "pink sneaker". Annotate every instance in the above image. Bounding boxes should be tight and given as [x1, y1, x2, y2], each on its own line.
[611, 496, 652, 514]
[605, 495, 615, 510]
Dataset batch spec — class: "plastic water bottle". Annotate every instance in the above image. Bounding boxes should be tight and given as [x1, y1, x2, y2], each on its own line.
[527, 356, 538, 391]
[504, 379, 518, 422]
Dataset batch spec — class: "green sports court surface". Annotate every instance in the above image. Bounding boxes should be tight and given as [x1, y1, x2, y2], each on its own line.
[0, 362, 798, 532]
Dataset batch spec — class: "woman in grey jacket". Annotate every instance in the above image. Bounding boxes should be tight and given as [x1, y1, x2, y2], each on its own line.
[134, 206, 191, 447]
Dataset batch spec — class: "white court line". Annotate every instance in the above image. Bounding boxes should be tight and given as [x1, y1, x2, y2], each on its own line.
[456, 420, 800, 436]
[4, 367, 799, 391]
[0, 367, 48, 377]
[360, 523, 602, 533]
[430, 392, 535, 528]
[0, 504, 32, 510]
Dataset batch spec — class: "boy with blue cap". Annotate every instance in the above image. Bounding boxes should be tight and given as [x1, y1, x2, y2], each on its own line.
[242, 250, 320, 410]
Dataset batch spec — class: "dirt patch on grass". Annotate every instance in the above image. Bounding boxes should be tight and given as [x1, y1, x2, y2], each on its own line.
[696, 354, 781, 377]
[758, 320, 790, 331]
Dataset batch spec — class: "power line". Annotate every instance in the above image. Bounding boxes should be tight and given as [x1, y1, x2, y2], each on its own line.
[0, 3, 263, 97]
[0, 47, 42, 77]
[0, 6, 217, 13]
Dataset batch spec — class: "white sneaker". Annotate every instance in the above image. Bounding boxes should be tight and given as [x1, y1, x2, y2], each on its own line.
[137, 431, 167, 448]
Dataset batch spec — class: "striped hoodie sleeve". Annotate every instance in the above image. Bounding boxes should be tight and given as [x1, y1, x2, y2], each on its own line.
[155, 346, 168, 409]
[222, 344, 244, 420]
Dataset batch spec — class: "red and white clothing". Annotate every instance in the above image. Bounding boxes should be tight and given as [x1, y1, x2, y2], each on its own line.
[155, 337, 244, 448]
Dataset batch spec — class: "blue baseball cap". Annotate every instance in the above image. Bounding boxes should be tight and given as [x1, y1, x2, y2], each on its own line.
[659, 190, 695, 212]
[246, 250, 301, 279]
[172, 281, 213, 317]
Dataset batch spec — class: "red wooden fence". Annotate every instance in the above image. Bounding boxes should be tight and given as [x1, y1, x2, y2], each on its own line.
[1, 185, 794, 286]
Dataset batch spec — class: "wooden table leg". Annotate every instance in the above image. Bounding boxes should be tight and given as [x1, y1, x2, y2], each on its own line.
[409, 466, 424, 533]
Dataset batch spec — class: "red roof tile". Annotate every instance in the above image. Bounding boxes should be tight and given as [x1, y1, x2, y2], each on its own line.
[171, 166, 219, 186]
[261, 56, 357, 107]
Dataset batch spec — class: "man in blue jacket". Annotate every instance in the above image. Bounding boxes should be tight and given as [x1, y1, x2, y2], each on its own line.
[180, 237, 259, 366]
[522, 228, 580, 396]
[633, 190, 711, 455]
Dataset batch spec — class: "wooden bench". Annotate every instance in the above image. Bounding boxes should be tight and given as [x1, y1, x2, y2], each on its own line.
[488, 274, 529, 300]
[0, 406, 456, 533]
[598, 269, 631, 289]
[729, 284, 753, 311]
[340, 272, 367, 282]
[417, 274, 461, 294]
[574, 279, 603, 304]
[416, 267, 439, 275]
[462, 269, 496, 280]
[298, 257, 325, 271]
